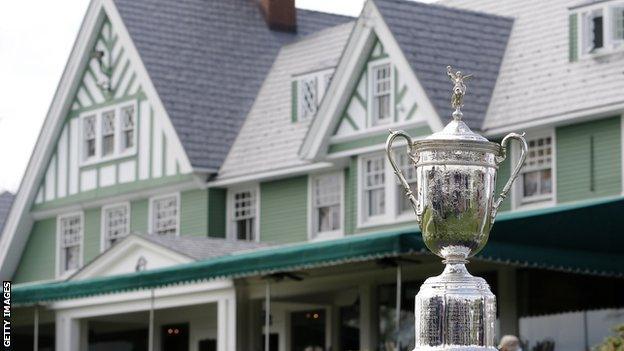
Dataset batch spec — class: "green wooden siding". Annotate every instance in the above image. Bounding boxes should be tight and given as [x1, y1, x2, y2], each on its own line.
[569, 14, 578, 62]
[13, 218, 56, 283]
[345, 157, 358, 235]
[557, 117, 621, 203]
[208, 188, 227, 238]
[180, 189, 208, 237]
[260, 176, 308, 243]
[131, 199, 149, 234]
[83, 208, 101, 262]
[495, 143, 512, 212]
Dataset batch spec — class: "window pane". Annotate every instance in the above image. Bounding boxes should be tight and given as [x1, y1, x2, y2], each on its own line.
[312, 174, 342, 236]
[104, 205, 129, 248]
[60, 214, 82, 273]
[102, 110, 115, 156]
[299, 77, 317, 120]
[65, 246, 80, 271]
[523, 171, 539, 197]
[368, 188, 385, 216]
[372, 63, 392, 125]
[592, 14, 604, 49]
[540, 169, 552, 195]
[121, 106, 135, 150]
[234, 190, 256, 241]
[615, 8, 624, 40]
[83, 116, 96, 158]
[153, 196, 178, 236]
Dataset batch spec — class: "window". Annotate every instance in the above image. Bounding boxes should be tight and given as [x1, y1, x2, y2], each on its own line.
[232, 189, 257, 241]
[362, 155, 386, 219]
[300, 76, 318, 121]
[101, 110, 115, 156]
[58, 213, 83, 275]
[614, 7, 624, 42]
[576, 3, 624, 56]
[102, 203, 130, 250]
[311, 173, 342, 239]
[79, 102, 137, 165]
[371, 62, 392, 126]
[83, 115, 96, 159]
[121, 105, 135, 151]
[358, 151, 419, 227]
[150, 194, 179, 236]
[520, 136, 553, 204]
[294, 68, 334, 122]
[395, 151, 417, 215]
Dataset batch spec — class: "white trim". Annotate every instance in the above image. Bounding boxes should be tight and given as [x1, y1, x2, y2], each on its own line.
[226, 184, 260, 242]
[307, 172, 345, 241]
[78, 100, 138, 167]
[56, 211, 85, 280]
[99, 202, 131, 252]
[367, 57, 394, 127]
[31, 178, 198, 221]
[511, 128, 557, 211]
[209, 162, 336, 187]
[148, 192, 180, 236]
[329, 120, 428, 144]
[73, 235, 192, 280]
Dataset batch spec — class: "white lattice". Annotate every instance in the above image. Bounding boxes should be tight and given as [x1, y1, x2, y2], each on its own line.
[299, 76, 318, 120]
[121, 105, 135, 150]
[104, 204, 129, 248]
[152, 195, 178, 236]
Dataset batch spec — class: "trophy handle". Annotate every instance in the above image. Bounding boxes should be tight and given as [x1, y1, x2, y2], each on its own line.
[386, 130, 421, 223]
[492, 132, 528, 222]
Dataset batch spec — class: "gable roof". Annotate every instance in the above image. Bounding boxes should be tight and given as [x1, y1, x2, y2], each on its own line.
[217, 22, 354, 181]
[0, 192, 14, 235]
[113, 0, 352, 171]
[374, 0, 513, 130]
[138, 234, 272, 261]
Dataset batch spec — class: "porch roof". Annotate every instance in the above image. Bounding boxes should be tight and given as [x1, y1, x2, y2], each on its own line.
[13, 196, 624, 305]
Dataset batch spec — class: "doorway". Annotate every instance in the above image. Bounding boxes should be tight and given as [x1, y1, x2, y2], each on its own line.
[291, 310, 325, 351]
[161, 323, 189, 351]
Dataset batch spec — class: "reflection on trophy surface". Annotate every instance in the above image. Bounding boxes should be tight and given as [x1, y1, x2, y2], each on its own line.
[386, 66, 528, 350]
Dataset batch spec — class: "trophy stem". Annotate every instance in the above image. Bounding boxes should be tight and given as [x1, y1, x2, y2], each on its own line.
[413, 259, 497, 351]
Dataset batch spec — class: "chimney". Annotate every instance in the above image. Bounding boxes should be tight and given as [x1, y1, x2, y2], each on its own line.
[259, 0, 296, 32]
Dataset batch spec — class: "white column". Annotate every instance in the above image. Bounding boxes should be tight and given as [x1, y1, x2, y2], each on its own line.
[33, 306, 39, 351]
[498, 267, 519, 336]
[359, 283, 379, 350]
[55, 313, 82, 351]
[217, 293, 237, 351]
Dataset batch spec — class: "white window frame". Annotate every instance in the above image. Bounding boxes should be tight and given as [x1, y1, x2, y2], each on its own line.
[294, 68, 334, 122]
[100, 202, 131, 251]
[308, 172, 344, 241]
[357, 150, 417, 228]
[56, 211, 84, 279]
[575, 1, 624, 58]
[120, 104, 137, 152]
[512, 129, 556, 210]
[227, 185, 260, 242]
[367, 58, 394, 127]
[79, 100, 138, 166]
[148, 192, 180, 236]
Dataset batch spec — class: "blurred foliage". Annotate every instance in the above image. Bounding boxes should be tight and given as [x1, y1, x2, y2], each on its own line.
[593, 324, 624, 351]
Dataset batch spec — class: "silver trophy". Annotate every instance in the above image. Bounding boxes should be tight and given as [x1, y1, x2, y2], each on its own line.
[386, 66, 528, 350]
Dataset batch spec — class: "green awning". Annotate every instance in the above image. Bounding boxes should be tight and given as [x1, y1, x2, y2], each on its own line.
[13, 196, 624, 305]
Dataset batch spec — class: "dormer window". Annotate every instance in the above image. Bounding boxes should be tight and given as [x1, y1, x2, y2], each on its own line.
[370, 62, 392, 126]
[79, 101, 138, 165]
[571, 2, 624, 58]
[292, 68, 334, 122]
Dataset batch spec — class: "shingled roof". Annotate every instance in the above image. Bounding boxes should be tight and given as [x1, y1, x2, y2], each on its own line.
[139, 234, 272, 261]
[113, 0, 352, 171]
[374, 0, 513, 129]
[0, 191, 14, 235]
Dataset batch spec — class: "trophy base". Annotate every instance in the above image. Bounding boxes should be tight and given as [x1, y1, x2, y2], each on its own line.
[413, 261, 496, 351]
